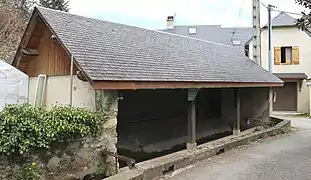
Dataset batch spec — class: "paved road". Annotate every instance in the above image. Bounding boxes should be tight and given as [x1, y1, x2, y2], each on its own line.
[160, 116, 311, 180]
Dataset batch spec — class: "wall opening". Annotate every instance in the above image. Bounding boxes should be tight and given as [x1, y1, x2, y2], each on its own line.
[117, 89, 188, 167]
[116, 87, 270, 167]
[195, 88, 232, 145]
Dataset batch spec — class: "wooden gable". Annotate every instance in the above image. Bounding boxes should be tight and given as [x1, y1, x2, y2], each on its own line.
[16, 16, 78, 77]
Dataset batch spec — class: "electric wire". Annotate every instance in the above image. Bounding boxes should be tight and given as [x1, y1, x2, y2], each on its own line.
[231, 0, 246, 44]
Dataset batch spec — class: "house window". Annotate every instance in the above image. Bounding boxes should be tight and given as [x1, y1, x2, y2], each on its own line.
[232, 40, 241, 46]
[188, 27, 196, 35]
[280, 47, 292, 64]
[244, 45, 249, 57]
[274, 46, 300, 65]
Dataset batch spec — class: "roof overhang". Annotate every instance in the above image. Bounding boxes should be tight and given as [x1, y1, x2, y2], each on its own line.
[92, 80, 283, 90]
[273, 73, 308, 80]
[11, 7, 93, 84]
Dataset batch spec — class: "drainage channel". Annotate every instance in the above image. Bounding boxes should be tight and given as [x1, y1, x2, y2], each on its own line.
[118, 131, 232, 168]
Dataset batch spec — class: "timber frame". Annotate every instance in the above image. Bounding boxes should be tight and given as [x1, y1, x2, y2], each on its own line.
[92, 81, 283, 90]
[12, 8, 284, 90]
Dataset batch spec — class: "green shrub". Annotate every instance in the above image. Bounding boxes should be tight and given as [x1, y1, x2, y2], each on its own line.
[0, 104, 107, 156]
[14, 162, 43, 180]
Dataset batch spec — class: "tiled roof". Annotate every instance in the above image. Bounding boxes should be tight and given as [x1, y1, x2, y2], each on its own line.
[246, 12, 302, 45]
[273, 73, 308, 80]
[161, 25, 252, 47]
[35, 7, 281, 84]
[271, 12, 297, 27]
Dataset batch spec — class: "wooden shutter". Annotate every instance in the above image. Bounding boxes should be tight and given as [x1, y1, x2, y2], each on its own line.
[274, 47, 281, 65]
[292, 46, 300, 65]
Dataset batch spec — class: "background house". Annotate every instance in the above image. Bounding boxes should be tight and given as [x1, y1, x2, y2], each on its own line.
[247, 12, 311, 113]
[163, 12, 311, 114]
[160, 15, 252, 56]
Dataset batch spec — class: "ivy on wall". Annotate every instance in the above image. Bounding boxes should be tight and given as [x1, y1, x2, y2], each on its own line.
[0, 104, 107, 157]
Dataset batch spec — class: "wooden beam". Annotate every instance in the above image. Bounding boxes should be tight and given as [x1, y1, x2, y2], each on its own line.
[93, 81, 284, 90]
[22, 48, 39, 56]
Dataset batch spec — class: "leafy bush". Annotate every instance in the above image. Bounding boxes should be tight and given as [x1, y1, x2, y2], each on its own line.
[0, 104, 107, 156]
[14, 162, 43, 180]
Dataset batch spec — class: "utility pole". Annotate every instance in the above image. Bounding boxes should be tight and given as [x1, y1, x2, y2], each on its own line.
[252, 0, 261, 65]
[267, 4, 276, 73]
[267, 4, 276, 116]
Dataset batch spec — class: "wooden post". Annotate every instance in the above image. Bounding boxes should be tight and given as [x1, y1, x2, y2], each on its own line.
[187, 100, 196, 149]
[187, 89, 198, 149]
[69, 54, 74, 106]
[233, 88, 241, 135]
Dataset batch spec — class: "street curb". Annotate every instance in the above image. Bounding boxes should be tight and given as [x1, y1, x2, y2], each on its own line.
[105, 118, 291, 180]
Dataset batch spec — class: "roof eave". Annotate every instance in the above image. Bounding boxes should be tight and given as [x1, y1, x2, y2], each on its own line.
[92, 80, 284, 90]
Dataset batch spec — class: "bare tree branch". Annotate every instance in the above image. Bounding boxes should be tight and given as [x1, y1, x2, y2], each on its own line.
[295, 0, 311, 29]
[0, 1, 27, 63]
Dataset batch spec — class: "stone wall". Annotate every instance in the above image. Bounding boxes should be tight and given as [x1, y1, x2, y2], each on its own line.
[0, 90, 119, 180]
[95, 90, 119, 173]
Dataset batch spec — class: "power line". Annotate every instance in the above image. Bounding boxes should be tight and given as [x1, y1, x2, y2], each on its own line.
[231, 0, 246, 43]
[273, 9, 302, 16]
[257, 0, 269, 9]
[257, 0, 302, 16]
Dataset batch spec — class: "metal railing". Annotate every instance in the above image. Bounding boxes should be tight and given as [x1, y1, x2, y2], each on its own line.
[102, 150, 136, 173]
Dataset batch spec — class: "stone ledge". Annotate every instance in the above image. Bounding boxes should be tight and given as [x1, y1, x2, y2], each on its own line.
[103, 168, 144, 180]
[105, 118, 291, 180]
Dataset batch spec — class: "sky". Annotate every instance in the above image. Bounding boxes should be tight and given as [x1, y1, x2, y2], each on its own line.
[69, 0, 310, 30]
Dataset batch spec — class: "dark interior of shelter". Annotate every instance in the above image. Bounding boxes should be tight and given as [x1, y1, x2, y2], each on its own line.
[117, 87, 270, 167]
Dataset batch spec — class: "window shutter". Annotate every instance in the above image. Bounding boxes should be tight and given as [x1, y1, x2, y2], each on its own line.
[292, 46, 300, 65]
[274, 47, 281, 65]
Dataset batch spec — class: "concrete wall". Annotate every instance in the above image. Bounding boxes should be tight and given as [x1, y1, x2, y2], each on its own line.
[249, 27, 311, 113]
[28, 75, 95, 109]
[222, 87, 270, 127]
[221, 88, 236, 123]
[240, 87, 270, 122]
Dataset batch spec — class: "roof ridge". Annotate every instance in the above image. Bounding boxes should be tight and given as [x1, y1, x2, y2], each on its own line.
[36, 7, 233, 48]
[174, 25, 222, 27]
[273, 11, 296, 20]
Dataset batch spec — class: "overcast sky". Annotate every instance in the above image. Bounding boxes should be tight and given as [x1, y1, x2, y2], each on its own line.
[69, 0, 309, 29]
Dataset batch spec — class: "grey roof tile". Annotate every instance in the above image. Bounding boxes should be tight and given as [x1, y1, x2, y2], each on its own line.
[262, 12, 297, 28]
[36, 7, 281, 84]
[272, 12, 297, 27]
[161, 26, 252, 56]
[161, 25, 252, 46]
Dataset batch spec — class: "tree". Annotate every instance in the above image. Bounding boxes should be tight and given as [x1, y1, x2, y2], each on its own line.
[295, 0, 311, 29]
[39, 0, 70, 12]
[0, 0, 32, 62]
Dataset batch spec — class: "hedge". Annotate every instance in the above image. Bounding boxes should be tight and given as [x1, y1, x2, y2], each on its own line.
[0, 104, 107, 156]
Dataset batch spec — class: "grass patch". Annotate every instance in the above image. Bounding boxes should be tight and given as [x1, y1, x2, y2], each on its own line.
[294, 113, 310, 117]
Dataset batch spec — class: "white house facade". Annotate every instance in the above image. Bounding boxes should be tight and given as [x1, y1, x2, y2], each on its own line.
[248, 12, 311, 113]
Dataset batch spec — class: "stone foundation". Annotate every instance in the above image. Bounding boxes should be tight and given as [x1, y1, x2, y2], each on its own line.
[0, 90, 119, 180]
